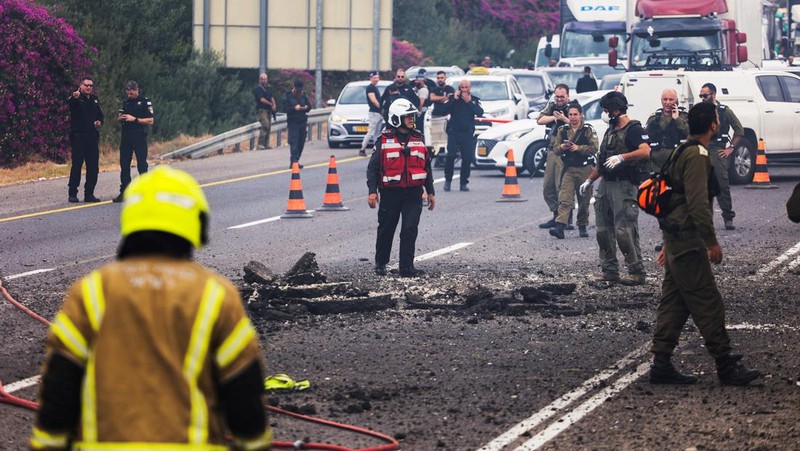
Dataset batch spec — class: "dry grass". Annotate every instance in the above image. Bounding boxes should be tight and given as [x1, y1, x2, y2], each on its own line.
[0, 134, 211, 187]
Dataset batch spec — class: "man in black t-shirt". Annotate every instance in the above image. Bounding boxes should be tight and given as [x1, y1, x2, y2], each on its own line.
[359, 71, 384, 156]
[428, 71, 456, 155]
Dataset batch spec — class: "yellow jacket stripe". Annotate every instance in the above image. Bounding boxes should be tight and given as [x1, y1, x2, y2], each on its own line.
[215, 317, 257, 370]
[232, 429, 273, 450]
[30, 426, 70, 449]
[73, 443, 227, 450]
[82, 271, 106, 332]
[51, 312, 89, 362]
[183, 279, 225, 445]
[82, 355, 99, 442]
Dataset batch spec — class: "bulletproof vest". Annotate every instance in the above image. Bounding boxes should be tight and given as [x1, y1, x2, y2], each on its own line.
[646, 108, 686, 152]
[558, 124, 595, 167]
[712, 104, 731, 148]
[598, 119, 645, 183]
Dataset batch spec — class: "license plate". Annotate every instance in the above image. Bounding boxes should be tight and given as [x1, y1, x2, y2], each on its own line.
[354, 126, 369, 132]
[478, 146, 488, 156]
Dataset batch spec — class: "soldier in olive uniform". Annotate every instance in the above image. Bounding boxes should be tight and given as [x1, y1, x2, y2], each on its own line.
[700, 83, 744, 230]
[549, 102, 598, 239]
[579, 91, 650, 285]
[537, 84, 572, 229]
[646, 88, 688, 172]
[649, 101, 760, 386]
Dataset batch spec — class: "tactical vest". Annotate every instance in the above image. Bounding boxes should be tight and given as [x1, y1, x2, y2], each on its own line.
[598, 119, 645, 183]
[558, 123, 595, 167]
[646, 107, 686, 152]
[379, 130, 429, 188]
[711, 104, 732, 148]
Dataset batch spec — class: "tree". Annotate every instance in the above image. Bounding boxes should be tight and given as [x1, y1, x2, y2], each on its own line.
[0, 0, 93, 166]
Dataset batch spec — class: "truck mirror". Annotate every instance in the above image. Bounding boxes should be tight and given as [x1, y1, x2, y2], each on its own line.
[736, 32, 747, 44]
[609, 49, 618, 68]
[545, 44, 552, 58]
[608, 36, 619, 48]
[737, 46, 748, 63]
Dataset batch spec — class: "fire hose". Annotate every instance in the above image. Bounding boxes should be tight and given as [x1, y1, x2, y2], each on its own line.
[0, 278, 399, 451]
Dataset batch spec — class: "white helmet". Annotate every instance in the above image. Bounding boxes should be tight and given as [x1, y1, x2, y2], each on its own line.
[387, 98, 419, 128]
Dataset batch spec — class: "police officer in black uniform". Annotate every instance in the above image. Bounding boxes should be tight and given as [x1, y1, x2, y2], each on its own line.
[68, 77, 104, 203]
[367, 98, 435, 278]
[113, 81, 154, 203]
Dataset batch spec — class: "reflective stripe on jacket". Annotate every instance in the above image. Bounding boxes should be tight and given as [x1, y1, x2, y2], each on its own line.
[379, 131, 429, 188]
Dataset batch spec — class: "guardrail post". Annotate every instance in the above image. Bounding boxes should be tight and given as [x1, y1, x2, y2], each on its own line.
[277, 130, 283, 147]
[249, 137, 256, 150]
[233, 142, 241, 153]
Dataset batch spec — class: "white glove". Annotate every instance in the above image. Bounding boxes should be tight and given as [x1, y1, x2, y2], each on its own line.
[579, 179, 594, 196]
[604, 154, 625, 169]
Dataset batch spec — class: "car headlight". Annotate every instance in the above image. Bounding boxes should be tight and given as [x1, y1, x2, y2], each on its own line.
[487, 108, 510, 118]
[330, 114, 347, 123]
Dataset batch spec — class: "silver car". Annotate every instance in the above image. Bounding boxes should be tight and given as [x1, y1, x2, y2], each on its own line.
[327, 80, 391, 148]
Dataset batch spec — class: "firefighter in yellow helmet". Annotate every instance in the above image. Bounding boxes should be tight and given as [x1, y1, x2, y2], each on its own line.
[31, 166, 271, 450]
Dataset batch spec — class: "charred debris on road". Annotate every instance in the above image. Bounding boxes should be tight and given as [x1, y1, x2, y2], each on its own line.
[239, 253, 655, 322]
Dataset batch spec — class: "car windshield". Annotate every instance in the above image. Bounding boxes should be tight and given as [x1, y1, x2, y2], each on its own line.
[590, 64, 625, 80]
[338, 85, 385, 105]
[515, 75, 546, 97]
[449, 80, 509, 101]
[545, 71, 583, 91]
[561, 31, 628, 58]
[630, 32, 722, 68]
[599, 74, 623, 90]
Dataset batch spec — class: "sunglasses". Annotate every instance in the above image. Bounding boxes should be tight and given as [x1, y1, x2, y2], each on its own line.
[396, 76, 405, 79]
[699, 94, 710, 99]
[83, 83, 94, 87]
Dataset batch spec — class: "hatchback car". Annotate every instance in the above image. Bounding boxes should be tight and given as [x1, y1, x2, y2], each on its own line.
[508, 69, 554, 114]
[539, 67, 590, 93]
[327, 80, 391, 148]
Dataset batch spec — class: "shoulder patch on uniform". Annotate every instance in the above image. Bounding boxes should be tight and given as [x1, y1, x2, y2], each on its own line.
[697, 145, 708, 156]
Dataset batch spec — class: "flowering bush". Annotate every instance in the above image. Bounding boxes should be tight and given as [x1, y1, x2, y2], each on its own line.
[449, 0, 559, 47]
[392, 38, 430, 71]
[0, 0, 93, 167]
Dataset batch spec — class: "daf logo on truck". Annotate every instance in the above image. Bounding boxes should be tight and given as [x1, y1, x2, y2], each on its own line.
[580, 6, 621, 11]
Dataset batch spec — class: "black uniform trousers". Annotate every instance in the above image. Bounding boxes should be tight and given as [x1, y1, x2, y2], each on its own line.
[445, 131, 475, 186]
[288, 122, 307, 164]
[375, 186, 423, 271]
[119, 129, 149, 192]
[68, 131, 100, 197]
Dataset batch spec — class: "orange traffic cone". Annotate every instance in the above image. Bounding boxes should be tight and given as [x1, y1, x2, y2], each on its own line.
[745, 139, 778, 189]
[280, 162, 313, 218]
[318, 155, 350, 211]
[497, 148, 527, 202]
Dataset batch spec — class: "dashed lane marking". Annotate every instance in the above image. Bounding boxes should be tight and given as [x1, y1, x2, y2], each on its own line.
[6, 268, 56, 280]
[228, 215, 283, 229]
[752, 240, 800, 278]
[4, 375, 40, 394]
[386, 242, 473, 271]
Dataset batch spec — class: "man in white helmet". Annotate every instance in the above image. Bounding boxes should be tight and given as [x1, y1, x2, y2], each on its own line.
[31, 166, 271, 450]
[367, 98, 436, 277]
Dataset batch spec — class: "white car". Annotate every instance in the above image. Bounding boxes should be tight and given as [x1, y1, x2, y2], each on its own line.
[327, 80, 391, 148]
[475, 90, 610, 176]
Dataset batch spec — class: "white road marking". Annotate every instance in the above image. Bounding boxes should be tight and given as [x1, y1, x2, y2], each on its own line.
[477, 346, 647, 451]
[228, 216, 282, 229]
[386, 242, 473, 270]
[515, 361, 652, 450]
[752, 241, 800, 278]
[4, 375, 40, 394]
[6, 268, 56, 280]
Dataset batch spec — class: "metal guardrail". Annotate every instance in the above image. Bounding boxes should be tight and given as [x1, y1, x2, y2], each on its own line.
[162, 108, 333, 159]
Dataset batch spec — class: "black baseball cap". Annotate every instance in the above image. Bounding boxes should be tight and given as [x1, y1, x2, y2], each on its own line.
[369, 71, 379, 77]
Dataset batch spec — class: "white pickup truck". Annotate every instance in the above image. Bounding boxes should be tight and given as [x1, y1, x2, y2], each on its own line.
[619, 70, 800, 184]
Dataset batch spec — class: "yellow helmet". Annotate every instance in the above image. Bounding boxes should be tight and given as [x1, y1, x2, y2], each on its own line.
[120, 166, 210, 248]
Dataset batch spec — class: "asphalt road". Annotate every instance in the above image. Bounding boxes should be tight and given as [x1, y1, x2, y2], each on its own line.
[1, 139, 799, 450]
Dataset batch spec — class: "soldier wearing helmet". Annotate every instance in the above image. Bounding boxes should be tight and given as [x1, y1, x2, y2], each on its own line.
[367, 98, 436, 278]
[32, 166, 271, 450]
[579, 91, 651, 285]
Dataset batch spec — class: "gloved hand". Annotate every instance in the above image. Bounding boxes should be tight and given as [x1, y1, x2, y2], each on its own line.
[579, 179, 594, 196]
[604, 154, 625, 169]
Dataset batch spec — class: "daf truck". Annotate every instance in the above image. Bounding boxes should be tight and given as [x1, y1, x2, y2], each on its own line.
[555, 0, 629, 79]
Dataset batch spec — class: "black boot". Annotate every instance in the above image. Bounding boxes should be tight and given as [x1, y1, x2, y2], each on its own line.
[548, 223, 565, 239]
[649, 353, 698, 385]
[539, 212, 557, 229]
[565, 210, 575, 231]
[578, 225, 588, 238]
[716, 354, 760, 386]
